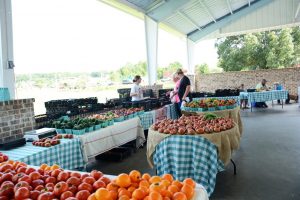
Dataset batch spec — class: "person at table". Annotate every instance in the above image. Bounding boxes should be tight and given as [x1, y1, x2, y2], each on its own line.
[255, 79, 269, 108]
[176, 68, 192, 115]
[238, 84, 249, 109]
[130, 75, 143, 104]
[168, 73, 181, 116]
[274, 82, 291, 104]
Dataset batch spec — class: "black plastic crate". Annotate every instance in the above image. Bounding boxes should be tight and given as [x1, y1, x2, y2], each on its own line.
[158, 89, 173, 98]
[95, 147, 133, 162]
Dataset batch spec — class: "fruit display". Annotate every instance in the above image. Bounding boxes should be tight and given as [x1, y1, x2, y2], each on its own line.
[53, 134, 74, 140]
[0, 152, 9, 163]
[152, 113, 234, 134]
[0, 160, 197, 200]
[32, 138, 60, 147]
[91, 107, 144, 120]
[184, 98, 237, 111]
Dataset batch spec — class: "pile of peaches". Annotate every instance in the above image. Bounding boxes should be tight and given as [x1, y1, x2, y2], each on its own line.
[0, 161, 196, 200]
[153, 115, 234, 135]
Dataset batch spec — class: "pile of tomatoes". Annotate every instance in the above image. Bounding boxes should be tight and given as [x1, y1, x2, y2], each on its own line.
[0, 153, 9, 163]
[153, 115, 234, 135]
[0, 160, 196, 200]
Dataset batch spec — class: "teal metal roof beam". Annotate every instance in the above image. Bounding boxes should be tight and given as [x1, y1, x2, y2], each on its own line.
[188, 0, 274, 42]
[147, 0, 188, 22]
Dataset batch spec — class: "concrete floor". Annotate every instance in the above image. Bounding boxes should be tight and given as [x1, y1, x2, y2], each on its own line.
[87, 103, 300, 200]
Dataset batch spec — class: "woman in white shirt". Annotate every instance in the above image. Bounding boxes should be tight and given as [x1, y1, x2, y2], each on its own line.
[130, 75, 143, 102]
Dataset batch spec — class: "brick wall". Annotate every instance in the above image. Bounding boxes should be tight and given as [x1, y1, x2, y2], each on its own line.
[0, 99, 35, 143]
[195, 67, 300, 95]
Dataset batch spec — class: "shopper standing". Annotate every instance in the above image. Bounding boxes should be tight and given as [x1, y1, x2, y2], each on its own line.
[130, 75, 143, 102]
[176, 69, 192, 116]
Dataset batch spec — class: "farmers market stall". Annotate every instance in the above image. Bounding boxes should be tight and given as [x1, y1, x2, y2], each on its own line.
[1, 138, 84, 170]
[147, 114, 241, 196]
[239, 90, 288, 111]
[78, 117, 145, 162]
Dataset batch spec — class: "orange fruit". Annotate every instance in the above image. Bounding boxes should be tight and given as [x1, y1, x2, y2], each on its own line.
[7, 160, 14, 165]
[183, 178, 196, 188]
[149, 176, 161, 184]
[149, 182, 163, 193]
[127, 186, 136, 194]
[110, 190, 118, 200]
[139, 180, 150, 188]
[107, 183, 120, 191]
[131, 182, 139, 188]
[118, 195, 130, 200]
[142, 173, 151, 181]
[116, 174, 131, 188]
[160, 189, 172, 198]
[173, 192, 187, 200]
[50, 164, 60, 170]
[44, 166, 51, 171]
[181, 184, 194, 200]
[119, 189, 132, 198]
[129, 170, 141, 183]
[144, 196, 150, 200]
[172, 180, 183, 190]
[162, 174, 173, 183]
[95, 188, 112, 200]
[167, 185, 179, 194]
[139, 186, 149, 195]
[87, 194, 97, 200]
[163, 198, 171, 200]
[132, 188, 145, 199]
[40, 163, 48, 170]
[149, 192, 163, 200]
[160, 180, 170, 189]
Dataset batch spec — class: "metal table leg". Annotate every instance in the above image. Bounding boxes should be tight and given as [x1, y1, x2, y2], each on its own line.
[230, 159, 237, 175]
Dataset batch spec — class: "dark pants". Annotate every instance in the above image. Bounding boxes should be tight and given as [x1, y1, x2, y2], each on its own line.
[175, 102, 182, 117]
[277, 93, 290, 104]
[255, 102, 268, 108]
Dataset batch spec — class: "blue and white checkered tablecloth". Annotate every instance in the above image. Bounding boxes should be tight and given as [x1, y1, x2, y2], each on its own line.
[139, 104, 178, 130]
[153, 135, 224, 197]
[248, 90, 288, 102]
[2, 139, 85, 170]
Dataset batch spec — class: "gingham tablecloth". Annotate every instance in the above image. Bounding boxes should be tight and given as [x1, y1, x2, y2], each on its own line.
[153, 135, 224, 197]
[139, 104, 178, 130]
[245, 90, 288, 102]
[2, 139, 84, 170]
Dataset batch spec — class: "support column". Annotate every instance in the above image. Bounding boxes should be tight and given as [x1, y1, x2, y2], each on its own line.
[187, 38, 195, 75]
[0, 0, 15, 99]
[144, 15, 158, 85]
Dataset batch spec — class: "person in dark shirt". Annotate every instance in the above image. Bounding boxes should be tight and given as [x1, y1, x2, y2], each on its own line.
[176, 69, 192, 116]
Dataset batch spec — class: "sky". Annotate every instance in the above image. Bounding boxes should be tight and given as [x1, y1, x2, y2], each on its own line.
[11, 0, 218, 74]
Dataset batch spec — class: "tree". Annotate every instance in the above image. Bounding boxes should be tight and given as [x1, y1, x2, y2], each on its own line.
[195, 63, 209, 74]
[216, 27, 298, 71]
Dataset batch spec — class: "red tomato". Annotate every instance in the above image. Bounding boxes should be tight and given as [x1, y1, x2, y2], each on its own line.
[80, 174, 89, 181]
[75, 190, 91, 200]
[70, 172, 81, 178]
[54, 181, 69, 196]
[29, 171, 42, 181]
[90, 170, 103, 180]
[51, 169, 62, 178]
[0, 181, 14, 197]
[0, 196, 8, 200]
[57, 171, 69, 182]
[45, 176, 56, 184]
[68, 184, 77, 194]
[0, 164, 13, 172]
[12, 172, 25, 183]
[14, 181, 30, 192]
[0, 173, 13, 182]
[82, 177, 96, 185]
[25, 167, 36, 175]
[65, 198, 78, 200]
[99, 176, 111, 185]
[15, 187, 30, 200]
[31, 179, 44, 189]
[60, 191, 74, 200]
[18, 175, 32, 184]
[30, 190, 41, 200]
[66, 177, 81, 186]
[37, 169, 44, 175]
[78, 182, 93, 193]
[34, 185, 45, 191]
[37, 192, 55, 200]
[92, 180, 106, 190]
[17, 167, 27, 174]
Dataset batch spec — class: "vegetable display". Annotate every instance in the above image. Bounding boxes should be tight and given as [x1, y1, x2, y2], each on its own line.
[152, 113, 234, 134]
[0, 160, 197, 200]
[184, 98, 237, 110]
